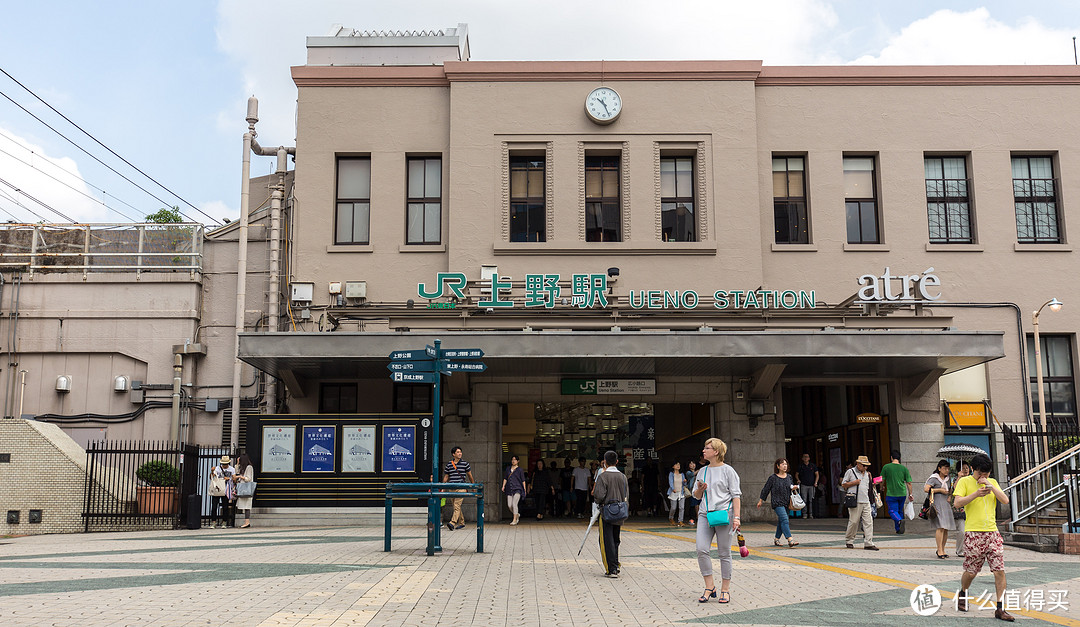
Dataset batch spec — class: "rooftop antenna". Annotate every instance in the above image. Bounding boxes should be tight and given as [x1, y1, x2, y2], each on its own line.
[1074, 37, 1077, 65]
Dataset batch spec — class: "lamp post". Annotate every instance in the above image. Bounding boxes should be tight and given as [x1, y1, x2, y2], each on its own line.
[1032, 298, 1063, 461]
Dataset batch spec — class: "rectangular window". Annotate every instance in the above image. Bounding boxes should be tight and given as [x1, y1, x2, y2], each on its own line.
[406, 157, 441, 244]
[925, 156, 972, 244]
[1027, 334, 1077, 428]
[335, 158, 370, 245]
[393, 384, 432, 413]
[585, 155, 620, 242]
[319, 383, 357, 413]
[844, 156, 879, 244]
[1013, 155, 1061, 244]
[772, 156, 809, 244]
[660, 156, 695, 242]
[509, 155, 546, 242]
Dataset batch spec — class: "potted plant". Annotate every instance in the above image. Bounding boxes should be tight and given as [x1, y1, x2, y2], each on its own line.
[135, 460, 180, 515]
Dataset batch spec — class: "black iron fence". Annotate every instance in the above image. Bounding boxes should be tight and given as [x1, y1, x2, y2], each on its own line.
[1003, 423, 1080, 480]
[82, 440, 183, 532]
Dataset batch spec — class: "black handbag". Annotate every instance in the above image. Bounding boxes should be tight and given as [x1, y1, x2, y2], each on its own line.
[602, 501, 629, 524]
[918, 496, 932, 520]
[843, 492, 857, 509]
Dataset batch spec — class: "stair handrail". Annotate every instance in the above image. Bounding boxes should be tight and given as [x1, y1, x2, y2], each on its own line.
[1007, 441, 1080, 485]
[1004, 442, 1080, 526]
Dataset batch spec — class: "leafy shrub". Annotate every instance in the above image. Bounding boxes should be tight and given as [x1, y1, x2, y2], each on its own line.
[136, 460, 180, 487]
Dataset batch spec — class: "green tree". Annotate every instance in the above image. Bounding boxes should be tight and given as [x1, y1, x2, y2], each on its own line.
[145, 206, 183, 223]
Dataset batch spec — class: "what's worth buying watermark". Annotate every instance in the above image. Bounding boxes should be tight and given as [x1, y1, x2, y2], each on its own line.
[909, 585, 1069, 616]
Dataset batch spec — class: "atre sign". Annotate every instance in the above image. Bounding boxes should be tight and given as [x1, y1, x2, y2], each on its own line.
[857, 267, 942, 303]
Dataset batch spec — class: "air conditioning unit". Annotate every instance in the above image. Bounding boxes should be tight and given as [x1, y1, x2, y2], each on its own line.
[291, 282, 315, 305]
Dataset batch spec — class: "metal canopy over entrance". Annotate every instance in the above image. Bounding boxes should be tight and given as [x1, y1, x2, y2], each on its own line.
[239, 329, 1005, 388]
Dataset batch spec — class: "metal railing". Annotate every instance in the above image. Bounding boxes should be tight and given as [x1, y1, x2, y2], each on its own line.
[82, 440, 183, 532]
[1004, 442, 1080, 544]
[0, 223, 203, 276]
[384, 482, 484, 556]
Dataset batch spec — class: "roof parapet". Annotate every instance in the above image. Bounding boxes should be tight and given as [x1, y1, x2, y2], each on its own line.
[306, 23, 469, 66]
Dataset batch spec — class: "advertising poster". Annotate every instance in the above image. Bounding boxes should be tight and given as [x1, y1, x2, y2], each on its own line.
[382, 425, 416, 473]
[301, 425, 336, 473]
[342, 425, 376, 472]
[261, 425, 296, 473]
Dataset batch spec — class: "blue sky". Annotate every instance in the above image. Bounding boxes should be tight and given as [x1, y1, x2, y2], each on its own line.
[0, 1, 1078, 225]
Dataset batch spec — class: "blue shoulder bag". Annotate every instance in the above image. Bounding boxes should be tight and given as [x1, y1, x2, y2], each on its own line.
[702, 466, 731, 527]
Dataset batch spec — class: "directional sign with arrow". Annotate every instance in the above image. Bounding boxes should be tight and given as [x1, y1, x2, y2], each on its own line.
[441, 348, 484, 359]
[389, 350, 431, 361]
[387, 361, 436, 372]
[440, 361, 487, 373]
[392, 371, 437, 383]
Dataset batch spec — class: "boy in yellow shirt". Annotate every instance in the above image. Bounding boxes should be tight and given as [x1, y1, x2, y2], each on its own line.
[952, 453, 1013, 622]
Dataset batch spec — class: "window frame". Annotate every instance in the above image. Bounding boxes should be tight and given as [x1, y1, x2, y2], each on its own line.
[334, 157, 371, 245]
[509, 153, 547, 242]
[405, 156, 442, 245]
[584, 153, 622, 242]
[660, 154, 696, 242]
[772, 154, 810, 244]
[393, 383, 432, 413]
[843, 155, 881, 245]
[319, 382, 358, 414]
[924, 155, 974, 244]
[1012, 154, 1063, 244]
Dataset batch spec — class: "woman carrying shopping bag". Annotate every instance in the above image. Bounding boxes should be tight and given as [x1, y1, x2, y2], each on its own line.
[757, 458, 800, 547]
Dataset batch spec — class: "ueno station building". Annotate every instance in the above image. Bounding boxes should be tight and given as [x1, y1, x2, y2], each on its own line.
[237, 23, 1079, 521]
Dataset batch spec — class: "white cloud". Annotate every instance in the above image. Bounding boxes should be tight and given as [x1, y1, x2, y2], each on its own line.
[0, 128, 127, 223]
[198, 199, 234, 224]
[852, 8, 1076, 65]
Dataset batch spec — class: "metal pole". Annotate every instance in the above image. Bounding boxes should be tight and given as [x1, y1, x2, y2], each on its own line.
[230, 98, 258, 450]
[1033, 310, 1049, 462]
[170, 353, 182, 443]
[432, 338, 442, 552]
[16, 369, 26, 419]
[384, 489, 393, 552]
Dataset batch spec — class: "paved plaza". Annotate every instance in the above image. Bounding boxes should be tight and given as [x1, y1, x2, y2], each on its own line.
[1, 518, 1077, 626]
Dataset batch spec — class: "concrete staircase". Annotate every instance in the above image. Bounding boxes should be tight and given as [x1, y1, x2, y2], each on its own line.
[1003, 500, 1073, 553]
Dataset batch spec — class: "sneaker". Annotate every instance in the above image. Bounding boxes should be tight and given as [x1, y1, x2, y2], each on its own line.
[455, 524, 465, 530]
[846, 543, 854, 549]
[898, 519, 906, 534]
[605, 571, 619, 579]
[864, 545, 879, 551]
[994, 609, 1014, 622]
[446, 521, 454, 531]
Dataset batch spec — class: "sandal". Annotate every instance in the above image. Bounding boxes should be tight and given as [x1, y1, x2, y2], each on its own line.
[936, 553, 946, 559]
[718, 590, 730, 604]
[698, 587, 717, 603]
[239, 523, 251, 529]
[788, 539, 800, 548]
[774, 539, 781, 546]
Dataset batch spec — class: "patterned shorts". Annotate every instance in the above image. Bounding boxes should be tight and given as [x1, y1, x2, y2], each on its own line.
[962, 531, 1004, 573]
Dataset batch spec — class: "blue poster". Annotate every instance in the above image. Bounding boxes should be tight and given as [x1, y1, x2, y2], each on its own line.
[301, 425, 336, 473]
[382, 425, 416, 473]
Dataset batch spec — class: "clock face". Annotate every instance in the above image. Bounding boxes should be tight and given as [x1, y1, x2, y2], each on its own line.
[585, 87, 622, 124]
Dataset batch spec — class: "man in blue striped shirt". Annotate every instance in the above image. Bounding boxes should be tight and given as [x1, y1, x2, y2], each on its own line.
[442, 446, 474, 530]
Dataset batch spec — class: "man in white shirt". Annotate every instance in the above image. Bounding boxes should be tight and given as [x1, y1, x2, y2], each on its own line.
[572, 457, 592, 519]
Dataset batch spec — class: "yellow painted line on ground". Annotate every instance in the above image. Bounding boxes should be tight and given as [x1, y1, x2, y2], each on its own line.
[624, 526, 1080, 627]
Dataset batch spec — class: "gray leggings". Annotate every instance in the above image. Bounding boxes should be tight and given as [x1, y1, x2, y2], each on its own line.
[696, 514, 734, 580]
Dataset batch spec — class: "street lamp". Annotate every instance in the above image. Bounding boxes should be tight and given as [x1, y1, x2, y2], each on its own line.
[1033, 298, 1063, 461]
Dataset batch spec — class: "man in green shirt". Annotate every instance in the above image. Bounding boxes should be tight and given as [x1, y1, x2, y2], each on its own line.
[879, 450, 913, 534]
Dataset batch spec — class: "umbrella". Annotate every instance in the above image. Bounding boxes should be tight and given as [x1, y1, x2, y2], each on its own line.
[935, 443, 988, 461]
[576, 503, 601, 556]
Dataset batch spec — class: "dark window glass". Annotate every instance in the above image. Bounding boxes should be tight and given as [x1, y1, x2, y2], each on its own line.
[925, 156, 972, 244]
[1027, 334, 1077, 428]
[394, 384, 432, 413]
[661, 156, 695, 242]
[772, 156, 808, 244]
[320, 383, 357, 413]
[509, 156, 546, 242]
[585, 155, 620, 242]
[335, 159, 370, 244]
[844, 156, 879, 244]
[406, 157, 441, 244]
[1013, 156, 1061, 244]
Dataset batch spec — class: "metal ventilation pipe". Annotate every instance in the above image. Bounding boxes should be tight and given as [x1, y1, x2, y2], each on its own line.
[264, 147, 287, 415]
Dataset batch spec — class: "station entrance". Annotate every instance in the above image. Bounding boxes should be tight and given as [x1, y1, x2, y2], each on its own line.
[499, 401, 711, 519]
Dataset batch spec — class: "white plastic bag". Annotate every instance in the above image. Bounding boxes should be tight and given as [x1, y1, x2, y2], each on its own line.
[904, 499, 916, 520]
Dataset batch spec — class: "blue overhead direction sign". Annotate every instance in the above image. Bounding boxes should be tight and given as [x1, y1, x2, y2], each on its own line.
[440, 361, 487, 373]
[441, 348, 484, 359]
[387, 361, 436, 372]
[392, 371, 437, 384]
[426, 344, 438, 358]
[389, 350, 431, 361]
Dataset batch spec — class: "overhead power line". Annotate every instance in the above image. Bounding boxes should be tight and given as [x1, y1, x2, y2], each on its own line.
[0, 142, 137, 221]
[0, 176, 76, 222]
[0, 184, 51, 222]
[0, 69, 222, 225]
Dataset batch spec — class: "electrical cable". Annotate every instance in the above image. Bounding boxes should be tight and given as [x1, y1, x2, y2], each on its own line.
[0, 143, 137, 221]
[0, 175, 75, 222]
[0, 86, 206, 224]
[0, 179, 57, 221]
[0, 67, 221, 225]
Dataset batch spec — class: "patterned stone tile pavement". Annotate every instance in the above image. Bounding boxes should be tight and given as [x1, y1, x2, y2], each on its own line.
[0, 518, 1076, 626]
